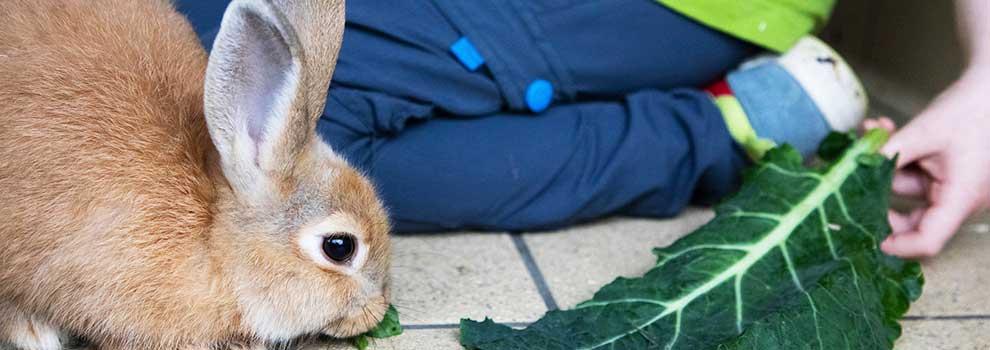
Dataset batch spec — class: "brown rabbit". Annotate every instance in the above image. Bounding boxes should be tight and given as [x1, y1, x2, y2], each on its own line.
[0, 0, 392, 349]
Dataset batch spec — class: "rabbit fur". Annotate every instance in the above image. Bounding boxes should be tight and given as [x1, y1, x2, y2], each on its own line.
[0, 0, 392, 349]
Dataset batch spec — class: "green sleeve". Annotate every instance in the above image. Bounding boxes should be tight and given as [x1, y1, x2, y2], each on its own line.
[657, 0, 836, 52]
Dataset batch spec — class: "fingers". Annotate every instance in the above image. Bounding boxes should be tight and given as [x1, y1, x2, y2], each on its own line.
[881, 205, 969, 258]
[888, 208, 924, 233]
[862, 117, 896, 133]
[863, 116, 938, 170]
[892, 168, 930, 198]
[861, 119, 879, 131]
[882, 179, 977, 258]
[876, 117, 896, 132]
[881, 117, 942, 168]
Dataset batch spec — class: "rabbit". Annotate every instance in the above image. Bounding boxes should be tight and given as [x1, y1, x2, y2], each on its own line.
[0, 0, 392, 349]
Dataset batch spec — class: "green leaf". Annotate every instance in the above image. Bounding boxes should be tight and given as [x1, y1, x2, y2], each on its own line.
[352, 335, 370, 350]
[460, 129, 923, 350]
[352, 305, 403, 350]
[367, 305, 403, 338]
[817, 132, 856, 161]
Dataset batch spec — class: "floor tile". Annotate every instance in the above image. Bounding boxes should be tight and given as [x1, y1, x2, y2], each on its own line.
[909, 213, 990, 316]
[523, 209, 714, 308]
[389, 233, 547, 325]
[380, 328, 462, 349]
[302, 319, 987, 350]
[304, 328, 462, 350]
[898, 319, 990, 350]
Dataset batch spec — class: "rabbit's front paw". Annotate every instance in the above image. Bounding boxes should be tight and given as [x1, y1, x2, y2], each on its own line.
[0, 307, 62, 350]
[227, 342, 267, 350]
[180, 343, 265, 350]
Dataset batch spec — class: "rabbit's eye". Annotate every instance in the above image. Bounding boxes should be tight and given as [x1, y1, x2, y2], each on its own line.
[322, 234, 356, 263]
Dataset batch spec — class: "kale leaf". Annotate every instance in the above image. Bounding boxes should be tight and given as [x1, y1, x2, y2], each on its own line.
[460, 130, 923, 350]
[352, 305, 403, 350]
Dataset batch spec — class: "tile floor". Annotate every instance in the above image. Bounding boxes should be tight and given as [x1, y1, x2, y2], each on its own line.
[3, 211, 986, 350]
[299, 209, 990, 350]
[3, 211, 985, 350]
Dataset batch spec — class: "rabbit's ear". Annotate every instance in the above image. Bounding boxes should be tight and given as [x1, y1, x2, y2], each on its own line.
[203, 0, 345, 198]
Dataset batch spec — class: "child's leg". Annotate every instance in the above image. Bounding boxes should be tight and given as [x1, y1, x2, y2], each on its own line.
[321, 35, 871, 233]
[319, 87, 746, 233]
[308, 1, 761, 232]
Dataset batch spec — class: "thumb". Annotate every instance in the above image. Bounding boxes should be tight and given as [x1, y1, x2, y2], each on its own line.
[881, 117, 942, 168]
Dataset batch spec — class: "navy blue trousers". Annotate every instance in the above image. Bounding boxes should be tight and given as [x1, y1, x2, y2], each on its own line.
[177, 0, 757, 233]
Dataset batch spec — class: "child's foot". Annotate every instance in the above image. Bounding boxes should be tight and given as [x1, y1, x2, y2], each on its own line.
[707, 36, 868, 160]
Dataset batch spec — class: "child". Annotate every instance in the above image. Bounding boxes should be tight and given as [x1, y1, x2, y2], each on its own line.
[177, 0, 990, 258]
[179, 0, 990, 257]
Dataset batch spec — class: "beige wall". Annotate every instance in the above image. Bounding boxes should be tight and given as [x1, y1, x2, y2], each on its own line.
[822, 0, 965, 121]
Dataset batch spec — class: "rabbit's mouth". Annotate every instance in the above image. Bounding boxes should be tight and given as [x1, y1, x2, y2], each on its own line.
[322, 295, 389, 338]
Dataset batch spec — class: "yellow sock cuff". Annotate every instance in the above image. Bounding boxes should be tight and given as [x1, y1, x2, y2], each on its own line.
[713, 95, 776, 160]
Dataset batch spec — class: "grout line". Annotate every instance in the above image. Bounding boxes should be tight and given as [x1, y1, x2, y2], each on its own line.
[400, 315, 990, 332]
[509, 233, 560, 311]
[404, 322, 531, 331]
[401, 315, 990, 329]
[404, 324, 460, 330]
[903, 315, 990, 321]
[400, 315, 990, 331]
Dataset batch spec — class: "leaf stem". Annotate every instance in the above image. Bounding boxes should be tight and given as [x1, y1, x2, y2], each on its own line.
[861, 128, 890, 154]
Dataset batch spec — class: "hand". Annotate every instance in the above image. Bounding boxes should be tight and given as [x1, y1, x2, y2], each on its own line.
[863, 69, 990, 258]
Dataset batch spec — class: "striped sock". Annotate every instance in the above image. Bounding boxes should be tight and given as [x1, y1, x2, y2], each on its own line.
[705, 80, 776, 160]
